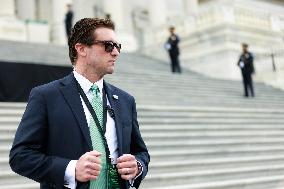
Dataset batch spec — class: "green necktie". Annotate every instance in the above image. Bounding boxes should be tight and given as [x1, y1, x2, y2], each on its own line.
[89, 84, 107, 189]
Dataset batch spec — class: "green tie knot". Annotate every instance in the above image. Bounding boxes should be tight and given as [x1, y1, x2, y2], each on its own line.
[91, 84, 100, 97]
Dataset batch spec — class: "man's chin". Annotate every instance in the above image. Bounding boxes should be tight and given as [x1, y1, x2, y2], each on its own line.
[107, 68, 115, 74]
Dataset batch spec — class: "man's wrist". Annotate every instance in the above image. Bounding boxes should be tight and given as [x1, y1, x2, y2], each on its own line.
[136, 161, 143, 176]
[64, 160, 77, 189]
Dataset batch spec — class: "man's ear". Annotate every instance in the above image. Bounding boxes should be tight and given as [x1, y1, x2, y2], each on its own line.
[75, 43, 87, 58]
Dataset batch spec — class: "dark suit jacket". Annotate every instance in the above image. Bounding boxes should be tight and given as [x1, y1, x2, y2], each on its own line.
[237, 52, 255, 75]
[167, 34, 180, 57]
[9, 73, 150, 189]
[65, 10, 73, 37]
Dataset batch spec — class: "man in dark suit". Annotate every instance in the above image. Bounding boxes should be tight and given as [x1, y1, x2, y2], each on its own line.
[65, 4, 74, 38]
[237, 43, 255, 97]
[165, 26, 181, 73]
[9, 18, 150, 189]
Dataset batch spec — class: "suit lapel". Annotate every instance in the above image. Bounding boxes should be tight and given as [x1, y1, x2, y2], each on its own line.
[59, 73, 92, 150]
[104, 81, 123, 155]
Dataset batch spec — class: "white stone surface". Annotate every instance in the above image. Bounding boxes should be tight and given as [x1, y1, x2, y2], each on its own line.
[26, 21, 49, 43]
[0, 0, 15, 16]
[50, 0, 67, 45]
[15, 0, 36, 21]
[183, 0, 199, 15]
[0, 18, 26, 41]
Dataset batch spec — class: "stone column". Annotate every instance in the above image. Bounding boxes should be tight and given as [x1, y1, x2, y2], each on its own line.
[103, 0, 124, 30]
[104, 0, 138, 52]
[271, 15, 282, 32]
[0, 0, 27, 41]
[148, 0, 167, 27]
[73, 0, 97, 22]
[183, 0, 198, 15]
[50, 0, 67, 45]
[15, 0, 36, 21]
[0, 0, 15, 17]
[38, 0, 51, 21]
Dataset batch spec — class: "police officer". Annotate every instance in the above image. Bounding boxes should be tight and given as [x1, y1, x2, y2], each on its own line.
[237, 43, 255, 97]
[165, 26, 182, 73]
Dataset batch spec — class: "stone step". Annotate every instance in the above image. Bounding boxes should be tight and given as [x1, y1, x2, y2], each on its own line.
[137, 105, 284, 113]
[143, 130, 284, 137]
[1, 103, 284, 114]
[107, 73, 277, 91]
[141, 164, 284, 188]
[0, 183, 39, 189]
[139, 113, 284, 119]
[0, 145, 11, 157]
[0, 117, 21, 125]
[115, 84, 284, 99]
[0, 109, 24, 117]
[149, 154, 284, 173]
[0, 126, 19, 134]
[147, 142, 284, 152]
[106, 71, 264, 86]
[146, 138, 284, 147]
[146, 136, 284, 144]
[133, 97, 284, 108]
[140, 174, 284, 189]
[139, 118, 284, 124]
[0, 103, 26, 109]
[124, 88, 284, 100]
[112, 82, 277, 96]
[148, 145, 284, 159]
[150, 147, 284, 160]
[109, 78, 283, 97]
[0, 170, 37, 187]
[140, 124, 284, 130]
[0, 134, 16, 146]
[0, 157, 9, 170]
[110, 81, 282, 93]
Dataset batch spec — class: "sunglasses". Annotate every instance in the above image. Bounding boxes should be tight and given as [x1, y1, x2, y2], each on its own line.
[92, 40, 121, 53]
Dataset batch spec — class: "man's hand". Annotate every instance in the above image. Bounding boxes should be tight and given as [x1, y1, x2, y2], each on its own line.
[116, 154, 139, 181]
[75, 151, 102, 182]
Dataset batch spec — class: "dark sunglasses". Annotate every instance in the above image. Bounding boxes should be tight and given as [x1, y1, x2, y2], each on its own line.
[92, 40, 121, 53]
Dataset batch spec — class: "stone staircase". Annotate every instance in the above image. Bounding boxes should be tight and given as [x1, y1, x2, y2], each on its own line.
[1, 48, 284, 188]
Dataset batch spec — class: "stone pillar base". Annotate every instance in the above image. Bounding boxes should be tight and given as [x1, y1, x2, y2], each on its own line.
[0, 17, 26, 41]
[0, 17, 49, 43]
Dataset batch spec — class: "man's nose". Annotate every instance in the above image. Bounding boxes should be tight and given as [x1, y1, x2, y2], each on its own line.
[111, 46, 120, 56]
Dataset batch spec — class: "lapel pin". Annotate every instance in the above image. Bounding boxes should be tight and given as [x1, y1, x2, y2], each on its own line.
[113, 95, 118, 100]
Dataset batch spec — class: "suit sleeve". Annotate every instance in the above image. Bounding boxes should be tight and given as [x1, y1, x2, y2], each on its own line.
[130, 98, 150, 188]
[250, 53, 255, 74]
[9, 87, 70, 187]
[237, 56, 241, 66]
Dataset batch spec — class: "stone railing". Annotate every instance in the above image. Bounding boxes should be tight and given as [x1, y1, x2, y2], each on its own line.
[0, 17, 49, 43]
[140, 3, 284, 65]
[234, 7, 271, 31]
[142, 4, 284, 49]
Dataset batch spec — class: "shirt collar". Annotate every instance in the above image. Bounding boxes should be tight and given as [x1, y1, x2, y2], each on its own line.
[73, 70, 104, 94]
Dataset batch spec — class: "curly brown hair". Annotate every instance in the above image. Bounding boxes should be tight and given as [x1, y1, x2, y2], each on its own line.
[68, 18, 115, 64]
